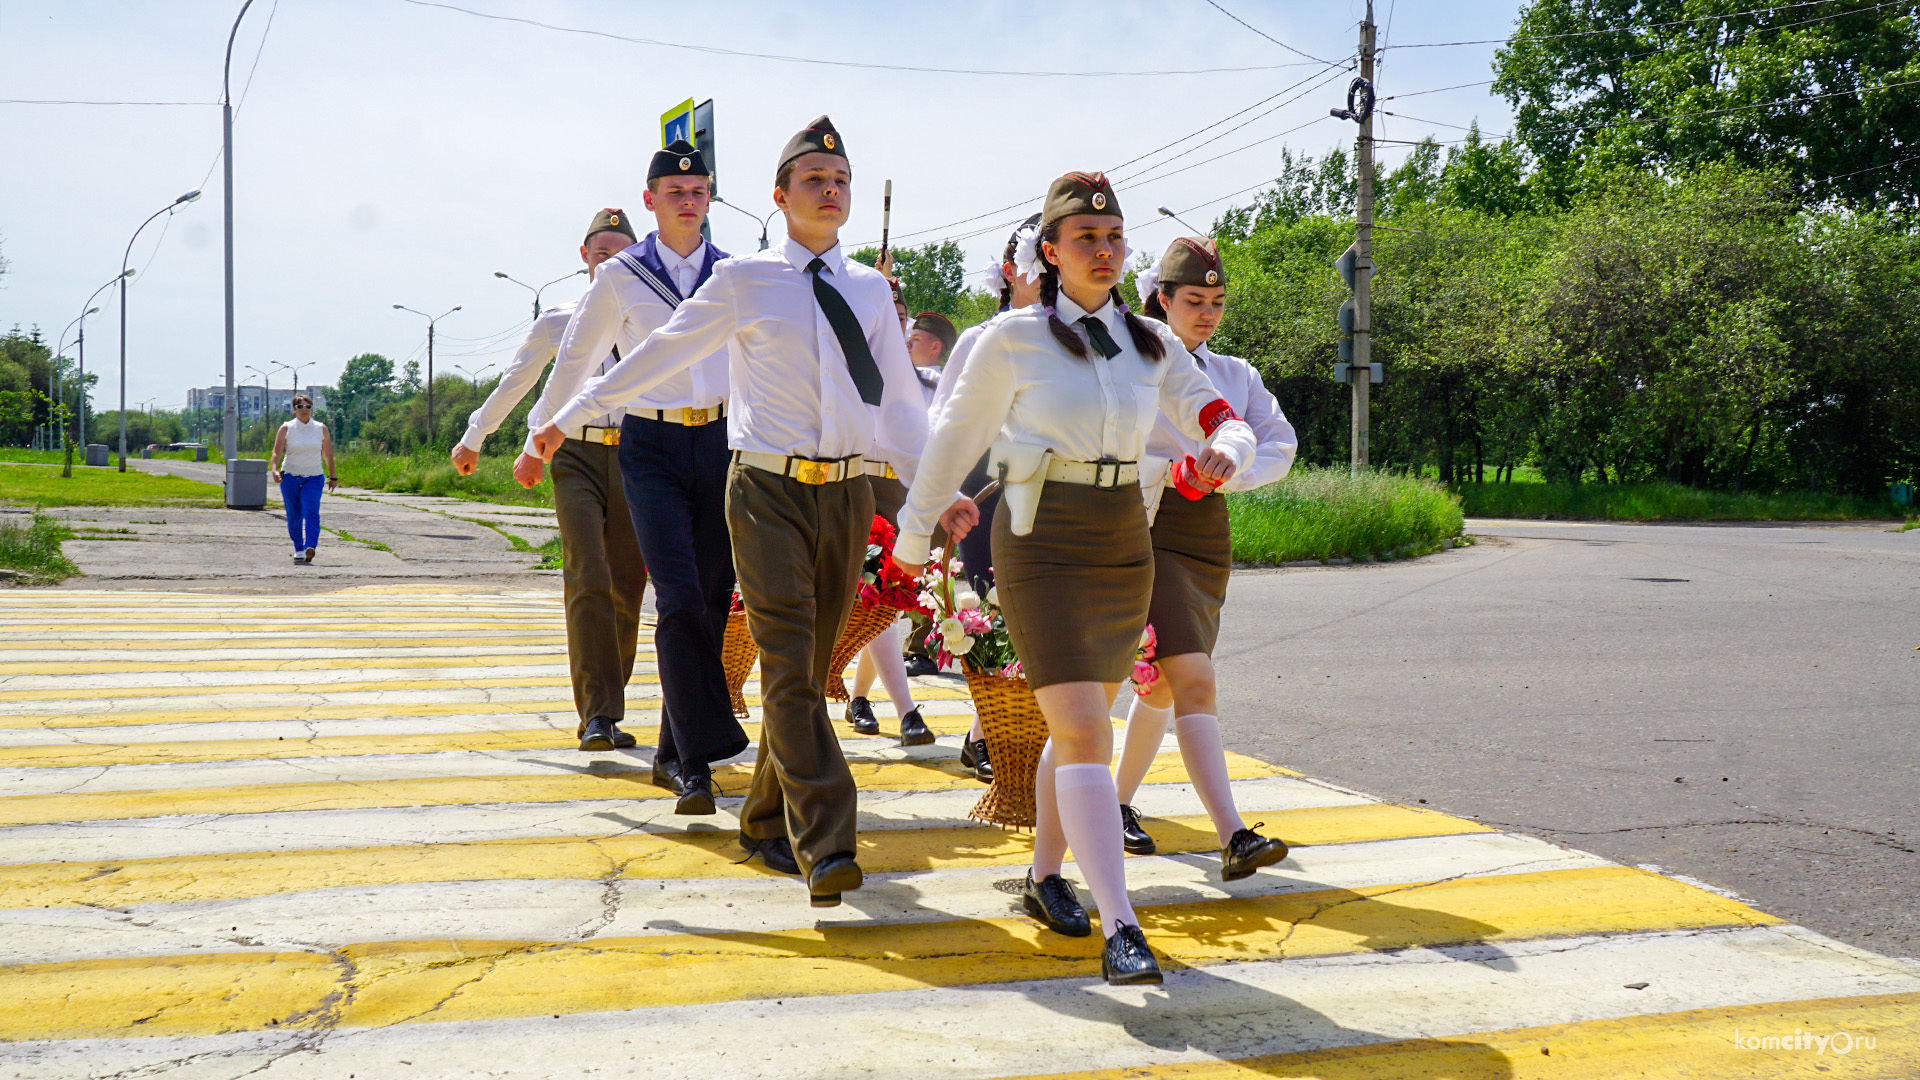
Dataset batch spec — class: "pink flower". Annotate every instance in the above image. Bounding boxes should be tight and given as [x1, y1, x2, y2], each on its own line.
[1131, 660, 1159, 696]
[959, 608, 991, 635]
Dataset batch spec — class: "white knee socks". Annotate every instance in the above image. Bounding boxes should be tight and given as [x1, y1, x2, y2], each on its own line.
[1115, 697, 1171, 805]
[1030, 740, 1066, 879]
[1174, 713, 1243, 846]
[1053, 762, 1140, 936]
[855, 622, 915, 718]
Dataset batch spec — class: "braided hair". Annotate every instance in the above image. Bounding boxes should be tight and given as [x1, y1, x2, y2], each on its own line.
[1036, 220, 1166, 362]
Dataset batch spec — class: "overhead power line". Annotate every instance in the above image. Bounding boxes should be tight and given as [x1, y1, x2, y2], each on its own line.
[1200, 0, 1344, 65]
[401, 0, 1328, 77]
[0, 99, 215, 106]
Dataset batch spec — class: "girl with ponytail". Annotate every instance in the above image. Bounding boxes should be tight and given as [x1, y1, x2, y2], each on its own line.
[893, 172, 1258, 986]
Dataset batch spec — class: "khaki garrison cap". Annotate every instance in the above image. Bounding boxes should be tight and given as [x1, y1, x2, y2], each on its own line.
[1158, 236, 1227, 288]
[585, 207, 637, 245]
[1041, 171, 1121, 230]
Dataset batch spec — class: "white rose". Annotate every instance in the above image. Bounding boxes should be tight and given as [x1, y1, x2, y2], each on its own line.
[939, 617, 965, 641]
[953, 634, 975, 654]
[956, 588, 981, 610]
[986, 586, 999, 607]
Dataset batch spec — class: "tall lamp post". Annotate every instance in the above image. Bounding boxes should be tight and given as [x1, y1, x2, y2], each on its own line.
[392, 304, 460, 445]
[222, 1, 260, 497]
[57, 311, 93, 451]
[118, 189, 202, 471]
[76, 271, 133, 448]
[453, 363, 495, 387]
[1156, 205, 1209, 236]
[493, 269, 584, 321]
[271, 360, 305, 405]
[245, 363, 272, 445]
[713, 196, 779, 250]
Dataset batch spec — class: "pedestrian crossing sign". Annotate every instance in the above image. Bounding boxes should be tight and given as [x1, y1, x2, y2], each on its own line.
[661, 98, 694, 149]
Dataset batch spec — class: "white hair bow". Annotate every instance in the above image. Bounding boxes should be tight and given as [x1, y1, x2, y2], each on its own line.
[1134, 257, 1163, 305]
[1011, 222, 1044, 285]
[973, 260, 1006, 296]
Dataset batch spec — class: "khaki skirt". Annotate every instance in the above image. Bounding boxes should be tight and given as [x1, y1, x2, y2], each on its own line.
[1146, 492, 1232, 659]
[993, 481, 1153, 689]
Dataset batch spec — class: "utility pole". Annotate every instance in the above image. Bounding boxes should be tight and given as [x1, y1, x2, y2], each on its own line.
[1330, 2, 1379, 474]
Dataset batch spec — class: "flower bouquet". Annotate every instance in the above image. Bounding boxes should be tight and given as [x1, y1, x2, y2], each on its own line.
[722, 590, 757, 718]
[921, 549, 1048, 829]
[1130, 624, 1160, 698]
[825, 515, 925, 702]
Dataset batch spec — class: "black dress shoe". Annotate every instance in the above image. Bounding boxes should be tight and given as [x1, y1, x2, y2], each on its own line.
[903, 655, 939, 678]
[675, 764, 717, 816]
[1221, 824, 1290, 881]
[808, 853, 863, 908]
[579, 717, 617, 752]
[1102, 923, 1163, 986]
[609, 723, 638, 749]
[959, 738, 993, 783]
[1020, 872, 1091, 937]
[1120, 803, 1157, 856]
[739, 834, 800, 875]
[897, 707, 935, 746]
[846, 696, 880, 735]
[651, 756, 683, 792]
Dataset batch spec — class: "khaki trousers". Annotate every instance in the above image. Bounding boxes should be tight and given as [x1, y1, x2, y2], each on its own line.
[551, 439, 647, 732]
[727, 460, 872, 876]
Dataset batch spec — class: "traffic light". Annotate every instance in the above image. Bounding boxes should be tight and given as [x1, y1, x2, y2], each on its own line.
[1332, 243, 1382, 384]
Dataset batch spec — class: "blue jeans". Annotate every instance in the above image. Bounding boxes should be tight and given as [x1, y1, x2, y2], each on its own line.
[280, 474, 324, 550]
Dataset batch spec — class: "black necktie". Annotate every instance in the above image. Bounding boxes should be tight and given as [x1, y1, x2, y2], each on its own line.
[1078, 316, 1122, 360]
[807, 257, 884, 406]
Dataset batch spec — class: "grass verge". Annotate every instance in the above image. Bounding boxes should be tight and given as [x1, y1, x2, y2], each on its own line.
[0, 514, 80, 585]
[334, 448, 551, 508]
[1457, 481, 1904, 521]
[0, 463, 224, 508]
[1227, 467, 1465, 565]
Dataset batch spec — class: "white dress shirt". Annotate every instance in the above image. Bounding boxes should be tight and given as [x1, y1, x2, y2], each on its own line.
[523, 235, 727, 456]
[551, 237, 928, 481]
[928, 320, 987, 422]
[459, 301, 578, 454]
[1147, 343, 1297, 493]
[896, 291, 1256, 567]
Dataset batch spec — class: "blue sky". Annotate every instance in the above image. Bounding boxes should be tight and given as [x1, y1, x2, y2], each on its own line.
[1, 1, 1524, 411]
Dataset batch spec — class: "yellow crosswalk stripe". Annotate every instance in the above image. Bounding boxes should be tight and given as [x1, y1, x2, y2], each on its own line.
[0, 654, 577, 675]
[0, 803, 1480, 908]
[0, 635, 570, 650]
[0, 866, 1780, 1040]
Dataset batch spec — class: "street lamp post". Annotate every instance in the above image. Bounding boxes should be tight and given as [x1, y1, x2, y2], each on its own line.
[56, 311, 93, 452]
[493, 269, 585, 321]
[713, 196, 779, 250]
[1156, 205, 1209, 236]
[222, 0, 260, 488]
[76, 271, 132, 448]
[245, 363, 271, 444]
[453, 363, 495, 387]
[119, 189, 202, 471]
[392, 305, 460, 445]
[271, 360, 304, 405]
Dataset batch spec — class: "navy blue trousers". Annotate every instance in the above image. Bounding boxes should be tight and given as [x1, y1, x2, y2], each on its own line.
[618, 414, 748, 768]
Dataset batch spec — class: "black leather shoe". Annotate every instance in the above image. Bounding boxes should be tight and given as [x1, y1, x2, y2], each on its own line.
[1120, 803, 1157, 856]
[675, 764, 717, 816]
[1102, 923, 1163, 986]
[1221, 824, 1290, 881]
[609, 723, 638, 749]
[739, 834, 800, 875]
[959, 738, 993, 783]
[897, 707, 934, 746]
[650, 756, 682, 792]
[808, 853, 863, 908]
[904, 655, 939, 677]
[579, 717, 617, 752]
[846, 696, 880, 736]
[1021, 872, 1091, 937]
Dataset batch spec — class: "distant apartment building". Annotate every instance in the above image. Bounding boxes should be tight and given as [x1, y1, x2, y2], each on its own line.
[187, 385, 329, 419]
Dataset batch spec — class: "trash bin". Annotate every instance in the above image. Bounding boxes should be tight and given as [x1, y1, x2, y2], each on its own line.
[140, 447, 152, 459]
[225, 458, 268, 511]
[194, 446, 209, 463]
[84, 443, 109, 467]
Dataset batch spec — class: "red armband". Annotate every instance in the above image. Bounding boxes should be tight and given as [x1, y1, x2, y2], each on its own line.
[1198, 398, 1238, 435]
[1170, 454, 1213, 500]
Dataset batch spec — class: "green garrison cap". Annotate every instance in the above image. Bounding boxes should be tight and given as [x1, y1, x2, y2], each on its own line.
[1041, 171, 1121, 230]
[778, 115, 847, 173]
[585, 207, 637, 245]
[1158, 236, 1226, 288]
[649, 139, 709, 182]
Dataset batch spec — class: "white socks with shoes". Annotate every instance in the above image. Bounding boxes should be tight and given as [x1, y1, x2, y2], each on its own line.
[1031, 748, 1143, 937]
[1115, 697, 1171, 805]
[1174, 713, 1243, 846]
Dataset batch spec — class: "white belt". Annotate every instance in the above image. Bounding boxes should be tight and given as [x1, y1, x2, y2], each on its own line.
[734, 450, 864, 486]
[634, 403, 726, 427]
[1044, 458, 1139, 489]
[575, 426, 620, 446]
[863, 460, 899, 481]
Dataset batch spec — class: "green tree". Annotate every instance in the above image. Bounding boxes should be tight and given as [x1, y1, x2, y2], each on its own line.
[333, 353, 395, 441]
[850, 240, 969, 318]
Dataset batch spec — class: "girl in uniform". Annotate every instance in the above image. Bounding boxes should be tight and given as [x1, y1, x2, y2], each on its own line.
[1113, 237, 1298, 879]
[895, 173, 1256, 985]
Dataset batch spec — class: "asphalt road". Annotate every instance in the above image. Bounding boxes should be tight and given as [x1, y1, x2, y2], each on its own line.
[1215, 519, 1920, 961]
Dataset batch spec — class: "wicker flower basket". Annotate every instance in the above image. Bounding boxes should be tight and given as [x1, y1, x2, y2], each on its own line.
[961, 662, 1051, 829]
[824, 602, 902, 703]
[721, 609, 758, 719]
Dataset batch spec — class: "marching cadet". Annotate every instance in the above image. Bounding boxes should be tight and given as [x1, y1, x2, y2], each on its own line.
[524, 141, 746, 819]
[895, 173, 1256, 985]
[1114, 236, 1298, 879]
[846, 310, 956, 747]
[452, 210, 646, 755]
[532, 116, 928, 907]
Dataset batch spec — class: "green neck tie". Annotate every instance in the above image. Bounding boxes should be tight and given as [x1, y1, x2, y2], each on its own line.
[1077, 315, 1122, 360]
[808, 257, 885, 406]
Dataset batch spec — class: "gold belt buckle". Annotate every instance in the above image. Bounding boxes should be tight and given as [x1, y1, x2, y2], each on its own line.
[884, 463, 899, 481]
[790, 458, 832, 485]
[600, 427, 619, 446]
[680, 407, 709, 426]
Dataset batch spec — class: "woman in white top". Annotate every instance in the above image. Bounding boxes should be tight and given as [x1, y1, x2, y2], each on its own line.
[268, 393, 336, 564]
[895, 172, 1256, 986]
[1114, 237, 1299, 881]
